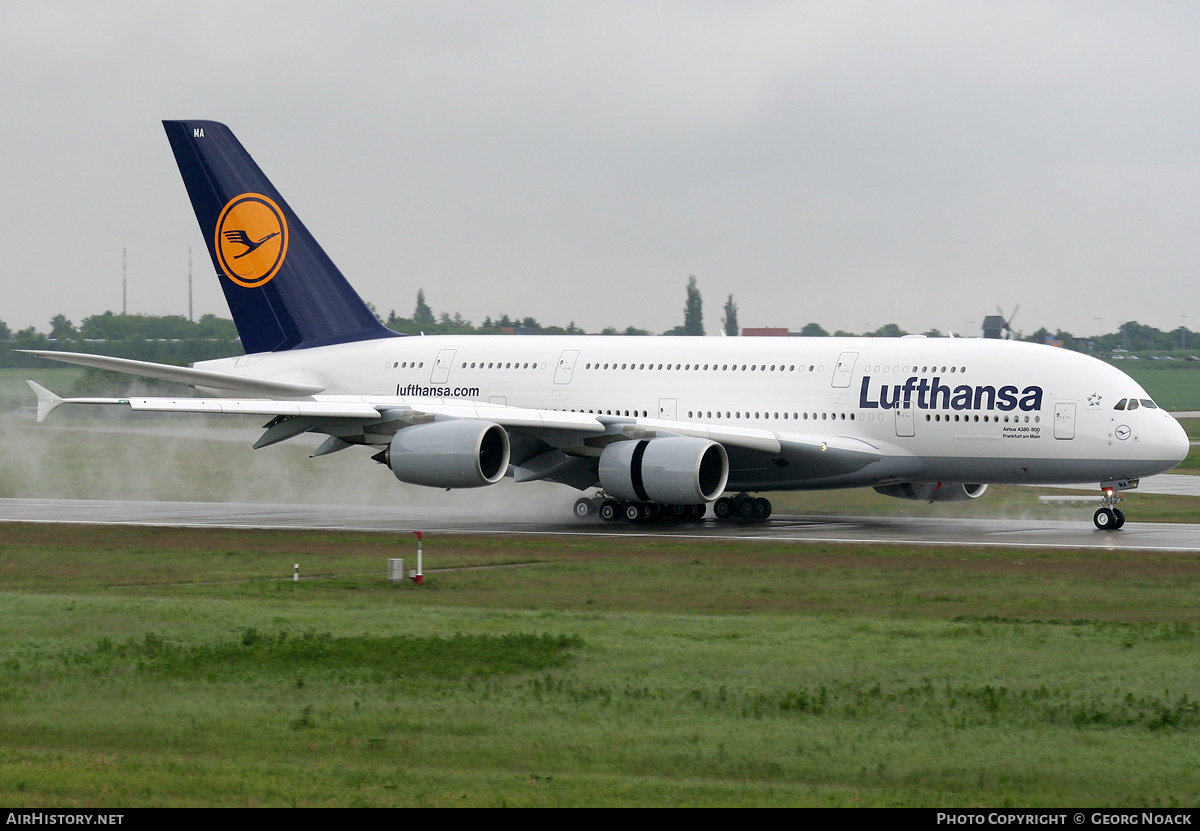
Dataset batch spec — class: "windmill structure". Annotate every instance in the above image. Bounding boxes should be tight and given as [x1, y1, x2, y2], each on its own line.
[982, 305, 1020, 340]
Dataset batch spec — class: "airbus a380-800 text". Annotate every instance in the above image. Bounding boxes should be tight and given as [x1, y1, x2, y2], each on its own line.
[25, 121, 1189, 531]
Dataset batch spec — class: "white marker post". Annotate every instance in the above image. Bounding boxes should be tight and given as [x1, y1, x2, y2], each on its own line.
[293, 563, 299, 582]
[411, 531, 424, 584]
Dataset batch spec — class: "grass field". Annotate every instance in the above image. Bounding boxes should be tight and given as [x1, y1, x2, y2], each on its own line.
[1114, 364, 1200, 412]
[1, 525, 1199, 806]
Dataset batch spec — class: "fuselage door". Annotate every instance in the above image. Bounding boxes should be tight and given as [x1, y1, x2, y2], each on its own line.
[1054, 401, 1077, 440]
[832, 351, 859, 388]
[554, 349, 580, 385]
[895, 399, 915, 437]
[430, 349, 456, 384]
[658, 398, 678, 420]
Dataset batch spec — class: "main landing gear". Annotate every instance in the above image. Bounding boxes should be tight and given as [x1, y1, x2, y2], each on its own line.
[573, 494, 706, 523]
[573, 492, 774, 524]
[712, 493, 772, 522]
[1093, 483, 1128, 531]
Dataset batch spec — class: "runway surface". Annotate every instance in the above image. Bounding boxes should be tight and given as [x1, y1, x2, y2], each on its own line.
[2, 496, 1198, 552]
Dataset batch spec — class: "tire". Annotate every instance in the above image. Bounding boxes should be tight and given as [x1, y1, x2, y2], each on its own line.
[738, 498, 756, 520]
[1093, 508, 1115, 530]
[713, 497, 733, 520]
[1112, 508, 1126, 529]
[574, 498, 595, 518]
[753, 497, 772, 520]
[624, 502, 646, 523]
[599, 500, 620, 522]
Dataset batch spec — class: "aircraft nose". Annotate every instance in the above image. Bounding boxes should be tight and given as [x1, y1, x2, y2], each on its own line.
[1163, 414, 1191, 468]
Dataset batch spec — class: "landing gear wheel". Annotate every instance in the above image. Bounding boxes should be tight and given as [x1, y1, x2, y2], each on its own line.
[689, 504, 707, 521]
[574, 498, 596, 519]
[753, 497, 772, 520]
[1093, 508, 1116, 530]
[624, 502, 648, 523]
[714, 497, 734, 520]
[1112, 508, 1126, 529]
[599, 500, 620, 522]
[738, 498, 756, 520]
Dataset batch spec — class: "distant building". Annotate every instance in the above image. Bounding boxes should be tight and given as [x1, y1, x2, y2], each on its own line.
[981, 315, 1006, 339]
[741, 327, 790, 337]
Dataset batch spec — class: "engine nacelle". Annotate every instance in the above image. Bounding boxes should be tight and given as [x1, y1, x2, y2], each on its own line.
[382, 420, 510, 488]
[599, 437, 729, 505]
[874, 482, 989, 503]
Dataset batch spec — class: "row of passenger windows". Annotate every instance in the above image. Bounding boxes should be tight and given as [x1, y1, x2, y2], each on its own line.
[558, 408, 1035, 425]
[685, 410, 854, 421]
[462, 361, 539, 370]
[586, 362, 820, 372]
[928, 413, 1039, 423]
[580, 362, 971, 373]
[387, 359, 973, 375]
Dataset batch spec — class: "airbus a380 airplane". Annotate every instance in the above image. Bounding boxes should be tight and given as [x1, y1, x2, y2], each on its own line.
[25, 121, 1189, 531]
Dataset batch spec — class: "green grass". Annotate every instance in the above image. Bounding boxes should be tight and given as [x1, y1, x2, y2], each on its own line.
[1114, 364, 1200, 411]
[0, 368, 83, 411]
[1, 525, 1199, 806]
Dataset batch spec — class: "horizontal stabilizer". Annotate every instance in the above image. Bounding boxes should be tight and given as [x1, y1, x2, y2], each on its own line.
[25, 381, 130, 422]
[19, 350, 324, 396]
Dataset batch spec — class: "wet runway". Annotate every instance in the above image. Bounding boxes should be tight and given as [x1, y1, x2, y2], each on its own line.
[2, 496, 1198, 552]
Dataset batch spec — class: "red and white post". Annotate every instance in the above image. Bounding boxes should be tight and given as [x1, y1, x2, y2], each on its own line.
[411, 531, 424, 584]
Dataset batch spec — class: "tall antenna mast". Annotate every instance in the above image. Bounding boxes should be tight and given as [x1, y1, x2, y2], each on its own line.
[188, 247, 193, 322]
[122, 247, 127, 315]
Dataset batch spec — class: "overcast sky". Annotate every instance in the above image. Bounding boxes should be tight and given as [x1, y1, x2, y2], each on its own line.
[2, 1, 1198, 340]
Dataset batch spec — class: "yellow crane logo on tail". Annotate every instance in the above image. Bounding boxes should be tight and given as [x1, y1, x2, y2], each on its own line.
[215, 193, 289, 287]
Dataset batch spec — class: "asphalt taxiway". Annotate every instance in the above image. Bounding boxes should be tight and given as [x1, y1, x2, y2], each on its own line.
[2, 496, 1198, 552]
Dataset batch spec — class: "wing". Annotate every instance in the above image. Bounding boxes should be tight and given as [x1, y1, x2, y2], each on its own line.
[19, 350, 324, 396]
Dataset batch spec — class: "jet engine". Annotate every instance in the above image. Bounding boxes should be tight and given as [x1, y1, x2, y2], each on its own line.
[379, 420, 510, 488]
[873, 482, 988, 503]
[599, 437, 729, 505]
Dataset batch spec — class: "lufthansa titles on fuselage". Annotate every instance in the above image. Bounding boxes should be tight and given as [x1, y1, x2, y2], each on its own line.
[858, 375, 1044, 412]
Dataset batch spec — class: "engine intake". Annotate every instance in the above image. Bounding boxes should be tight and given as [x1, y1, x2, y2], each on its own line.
[381, 420, 510, 488]
[874, 482, 988, 503]
[599, 437, 729, 505]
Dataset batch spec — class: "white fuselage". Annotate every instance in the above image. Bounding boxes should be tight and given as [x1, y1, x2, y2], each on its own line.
[197, 335, 1189, 491]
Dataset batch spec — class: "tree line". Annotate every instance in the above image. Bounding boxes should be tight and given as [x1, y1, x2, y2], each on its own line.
[3, 279, 1194, 369]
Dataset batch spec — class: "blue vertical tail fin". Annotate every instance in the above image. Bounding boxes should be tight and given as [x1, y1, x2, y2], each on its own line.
[163, 120, 400, 353]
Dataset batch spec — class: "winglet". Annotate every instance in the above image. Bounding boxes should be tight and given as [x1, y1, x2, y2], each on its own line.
[26, 381, 65, 422]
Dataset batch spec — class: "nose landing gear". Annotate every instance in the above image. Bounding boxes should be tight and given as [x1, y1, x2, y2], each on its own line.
[1093, 506, 1125, 530]
[1093, 480, 1135, 530]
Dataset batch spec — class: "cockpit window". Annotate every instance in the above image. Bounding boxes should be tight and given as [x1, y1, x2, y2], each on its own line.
[1128, 400, 1139, 410]
[1140, 399, 1158, 409]
[1114, 399, 1127, 410]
